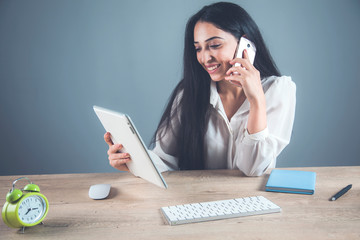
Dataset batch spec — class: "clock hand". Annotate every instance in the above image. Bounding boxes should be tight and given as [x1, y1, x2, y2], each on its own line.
[31, 208, 38, 210]
[25, 208, 31, 215]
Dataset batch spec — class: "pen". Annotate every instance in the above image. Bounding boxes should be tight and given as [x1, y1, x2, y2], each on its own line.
[330, 184, 352, 201]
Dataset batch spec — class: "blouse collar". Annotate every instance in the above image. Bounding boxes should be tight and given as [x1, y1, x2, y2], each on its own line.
[209, 80, 250, 116]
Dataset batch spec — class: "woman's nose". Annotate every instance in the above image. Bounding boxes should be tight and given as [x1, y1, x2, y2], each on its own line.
[199, 50, 212, 64]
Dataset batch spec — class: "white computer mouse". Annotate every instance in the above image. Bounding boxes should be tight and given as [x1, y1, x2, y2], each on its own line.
[89, 184, 111, 200]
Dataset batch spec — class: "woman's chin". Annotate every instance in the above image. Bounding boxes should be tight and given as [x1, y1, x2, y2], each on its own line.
[209, 74, 226, 82]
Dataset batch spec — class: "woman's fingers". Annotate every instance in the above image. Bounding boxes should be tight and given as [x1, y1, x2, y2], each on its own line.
[108, 152, 130, 161]
[242, 48, 249, 59]
[108, 151, 131, 172]
[109, 158, 130, 171]
[239, 48, 252, 69]
[229, 50, 253, 71]
[107, 143, 122, 154]
[104, 132, 131, 172]
[228, 60, 251, 73]
[225, 64, 247, 85]
[104, 132, 114, 146]
[226, 65, 246, 77]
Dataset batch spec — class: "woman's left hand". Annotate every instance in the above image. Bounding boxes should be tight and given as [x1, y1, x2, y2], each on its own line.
[225, 49, 264, 104]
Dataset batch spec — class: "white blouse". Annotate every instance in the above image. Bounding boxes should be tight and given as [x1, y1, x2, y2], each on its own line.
[151, 75, 296, 176]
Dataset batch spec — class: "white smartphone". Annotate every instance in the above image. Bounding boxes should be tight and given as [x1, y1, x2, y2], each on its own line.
[235, 36, 256, 65]
[230, 36, 256, 86]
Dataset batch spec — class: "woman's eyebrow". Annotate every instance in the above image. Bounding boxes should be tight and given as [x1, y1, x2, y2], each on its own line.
[194, 36, 224, 44]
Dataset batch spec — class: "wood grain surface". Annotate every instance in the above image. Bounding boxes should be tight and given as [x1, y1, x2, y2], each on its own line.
[0, 166, 359, 240]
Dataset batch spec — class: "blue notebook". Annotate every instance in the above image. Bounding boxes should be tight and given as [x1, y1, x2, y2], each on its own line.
[265, 169, 316, 195]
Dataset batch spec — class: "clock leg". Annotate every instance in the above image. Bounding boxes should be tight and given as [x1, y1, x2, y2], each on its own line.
[19, 226, 26, 234]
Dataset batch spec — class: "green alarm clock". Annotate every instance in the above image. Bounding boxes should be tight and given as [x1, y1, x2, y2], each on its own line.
[2, 177, 49, 232]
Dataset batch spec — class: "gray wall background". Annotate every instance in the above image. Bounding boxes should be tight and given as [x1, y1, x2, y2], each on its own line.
[1, 0, 359, 176]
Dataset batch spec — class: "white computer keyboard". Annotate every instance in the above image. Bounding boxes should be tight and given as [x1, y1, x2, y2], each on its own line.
[161, 196, 281, 225]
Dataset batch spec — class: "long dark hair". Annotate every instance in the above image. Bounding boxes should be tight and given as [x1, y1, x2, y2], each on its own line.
[152, 2, 281, 170]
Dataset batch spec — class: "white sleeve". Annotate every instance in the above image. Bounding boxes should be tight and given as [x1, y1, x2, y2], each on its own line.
[148, 150, 176, 173]
[151, 122, 179, 172]
[151, 92, 183, 172]
[234, 76, 296, 176]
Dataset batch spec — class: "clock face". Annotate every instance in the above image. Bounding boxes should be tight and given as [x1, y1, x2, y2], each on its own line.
[17, 195, 47, 224]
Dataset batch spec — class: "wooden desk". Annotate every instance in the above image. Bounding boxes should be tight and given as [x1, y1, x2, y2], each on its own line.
[0, 167, 359, 240]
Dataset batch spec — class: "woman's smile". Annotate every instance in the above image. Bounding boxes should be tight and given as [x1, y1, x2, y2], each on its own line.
[205, 64, 221, 73]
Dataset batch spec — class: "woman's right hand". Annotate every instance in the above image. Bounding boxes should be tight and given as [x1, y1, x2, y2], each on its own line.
[104, 132, 131, 172]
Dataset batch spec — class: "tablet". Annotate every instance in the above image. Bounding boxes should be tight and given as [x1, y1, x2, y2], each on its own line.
[93, 105, 167, 189]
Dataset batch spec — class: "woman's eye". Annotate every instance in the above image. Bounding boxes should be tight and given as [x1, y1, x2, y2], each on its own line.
[194, 44, 221, 52]
[210, 44, 221, 49]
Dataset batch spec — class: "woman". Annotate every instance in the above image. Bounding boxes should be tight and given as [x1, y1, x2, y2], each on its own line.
[104, 2, 296, 176]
